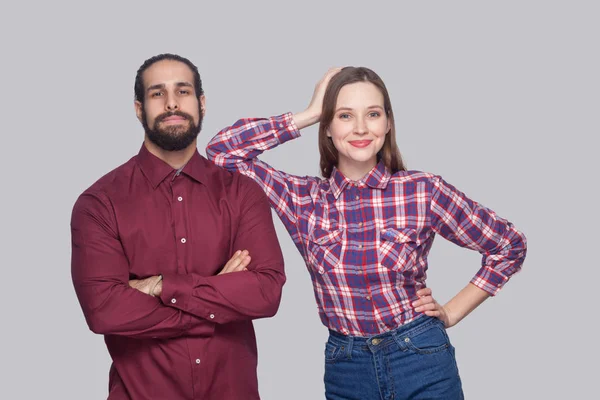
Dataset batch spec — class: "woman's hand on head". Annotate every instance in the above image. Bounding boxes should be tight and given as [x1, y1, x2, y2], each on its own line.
[292, 67, 342, 130]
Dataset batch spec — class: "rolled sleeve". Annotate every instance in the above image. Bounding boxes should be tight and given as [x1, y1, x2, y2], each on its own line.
[430, 176, 527, 295]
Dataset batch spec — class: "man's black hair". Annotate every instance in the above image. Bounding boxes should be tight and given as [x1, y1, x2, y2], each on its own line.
[134, 53, 203, 104]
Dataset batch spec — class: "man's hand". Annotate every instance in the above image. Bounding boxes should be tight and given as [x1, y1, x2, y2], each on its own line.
[129, 275, 163, 297]
[218, 250, 251, 275]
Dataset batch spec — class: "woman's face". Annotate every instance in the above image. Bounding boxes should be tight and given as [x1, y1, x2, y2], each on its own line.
[327, 81, 390, 178]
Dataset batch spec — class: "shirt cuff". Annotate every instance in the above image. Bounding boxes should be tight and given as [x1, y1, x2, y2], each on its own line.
[470, 265, 510, 296]
[160, 273, 193, 312]
[272, 113, 301, 144]
[160, 273, 220, 323]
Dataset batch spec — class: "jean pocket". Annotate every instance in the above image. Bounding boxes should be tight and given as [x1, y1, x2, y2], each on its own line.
[307, 228, 344, 275]
[324, 339, 346, 363]
[402, 321, 450, 355]
[378, 228, 418, 272]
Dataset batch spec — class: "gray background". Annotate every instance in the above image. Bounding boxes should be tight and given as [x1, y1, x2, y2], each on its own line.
[2, 0, 598, 398]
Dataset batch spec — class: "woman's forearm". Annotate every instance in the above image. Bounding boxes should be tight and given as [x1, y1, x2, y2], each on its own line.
[292, 109, 320, 130]
[444, 283, 490, 327]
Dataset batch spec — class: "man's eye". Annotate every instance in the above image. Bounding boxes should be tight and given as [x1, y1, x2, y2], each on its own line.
[179, 90, 190, 95]
[151, 92, 163, 97]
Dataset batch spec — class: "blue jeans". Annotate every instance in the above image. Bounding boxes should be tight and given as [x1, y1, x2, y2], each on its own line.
[324, 316, 463, 400]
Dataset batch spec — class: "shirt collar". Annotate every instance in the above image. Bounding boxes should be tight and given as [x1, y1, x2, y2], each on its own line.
[137, 144, 208, 189]
[329, 161, 391, 199]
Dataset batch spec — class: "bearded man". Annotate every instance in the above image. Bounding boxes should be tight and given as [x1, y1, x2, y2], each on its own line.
[71, 54, 286, 400]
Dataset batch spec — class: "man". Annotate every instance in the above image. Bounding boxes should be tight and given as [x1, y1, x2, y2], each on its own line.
[71, 54, 286, 399]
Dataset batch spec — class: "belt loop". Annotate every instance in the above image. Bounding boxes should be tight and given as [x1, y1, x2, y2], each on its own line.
[346, 336, 353, 360]
[392, 327, 408, 351]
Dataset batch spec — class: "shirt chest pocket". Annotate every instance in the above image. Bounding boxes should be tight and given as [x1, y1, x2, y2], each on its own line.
[306, 228, 344, 275]
[378, 228, 418, 272]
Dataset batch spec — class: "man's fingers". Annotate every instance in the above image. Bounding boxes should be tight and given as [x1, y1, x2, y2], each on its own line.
[230, 256, 251, 272]
[239, 256, 251, 270]
[220, 250, 250, 274]
[224, 250, 242, 267]
[224, 250, 246, 269]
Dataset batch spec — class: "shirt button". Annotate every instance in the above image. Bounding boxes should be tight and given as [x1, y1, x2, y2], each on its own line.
[318, 267, 325, 274]
[171, 298, 177, 304]
[177, 196, 183, 202]
[195, 359, 201, 364]
[209, 314, 215, 319]
[180, 238, 187, 243]
[366, 295, 371, 300]
[358, 222, 363, 227]
[358, 244, 363, 249]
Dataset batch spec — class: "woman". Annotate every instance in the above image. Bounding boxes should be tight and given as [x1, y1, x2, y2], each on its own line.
[206, 67, 527, 399]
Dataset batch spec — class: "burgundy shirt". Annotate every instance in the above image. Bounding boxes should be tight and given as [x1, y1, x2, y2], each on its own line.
[71, 144, 285, 399]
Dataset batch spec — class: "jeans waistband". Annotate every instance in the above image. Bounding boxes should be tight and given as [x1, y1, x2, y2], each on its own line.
[327, 315, 442, 348]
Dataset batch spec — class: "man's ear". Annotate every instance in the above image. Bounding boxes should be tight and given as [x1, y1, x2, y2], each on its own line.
[134, 101, 143, 123]
[199, 95, 206, 116]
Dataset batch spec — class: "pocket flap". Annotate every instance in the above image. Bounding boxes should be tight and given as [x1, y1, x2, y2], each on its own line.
[309, 228, 344, 246]
[380, 228, 417, 244]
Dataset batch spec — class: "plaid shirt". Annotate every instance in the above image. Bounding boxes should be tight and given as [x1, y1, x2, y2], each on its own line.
[207, 113, 527, 337]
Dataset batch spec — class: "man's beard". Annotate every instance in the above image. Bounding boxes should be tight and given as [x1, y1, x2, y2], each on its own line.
[142, 106, 203, 151]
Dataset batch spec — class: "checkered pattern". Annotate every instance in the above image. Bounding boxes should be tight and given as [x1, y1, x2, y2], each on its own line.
[207, 113, 527, 336]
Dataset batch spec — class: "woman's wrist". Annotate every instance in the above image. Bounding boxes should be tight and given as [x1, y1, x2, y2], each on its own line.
[292, 108, 320, 130]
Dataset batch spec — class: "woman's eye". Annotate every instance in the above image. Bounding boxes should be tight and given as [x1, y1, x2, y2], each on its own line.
[339, 113, 351, 119]
[369, 112, 381, 118]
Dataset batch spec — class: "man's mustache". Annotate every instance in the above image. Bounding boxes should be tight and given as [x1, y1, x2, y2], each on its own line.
[155, 111, 194, 123]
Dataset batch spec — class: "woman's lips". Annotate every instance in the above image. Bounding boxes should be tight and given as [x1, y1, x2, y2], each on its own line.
[349, 140, 372, 148]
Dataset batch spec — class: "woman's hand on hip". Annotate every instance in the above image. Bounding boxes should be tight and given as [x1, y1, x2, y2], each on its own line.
[413, 288, 455, 328]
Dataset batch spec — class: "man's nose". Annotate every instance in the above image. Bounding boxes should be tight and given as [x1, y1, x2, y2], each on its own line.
[165, 94, 179, 111]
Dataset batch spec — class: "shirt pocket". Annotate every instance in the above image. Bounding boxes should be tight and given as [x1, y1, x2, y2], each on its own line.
[306, 228, 344, 275]
[378, 228, 418, 272]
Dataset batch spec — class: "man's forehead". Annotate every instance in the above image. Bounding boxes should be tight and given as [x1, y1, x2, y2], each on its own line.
[143, 60, 194, 87]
